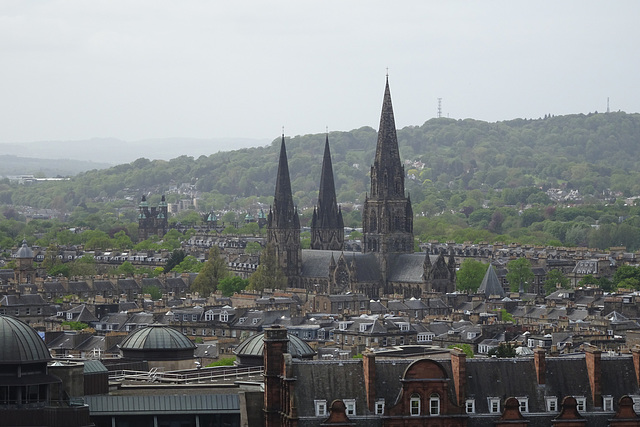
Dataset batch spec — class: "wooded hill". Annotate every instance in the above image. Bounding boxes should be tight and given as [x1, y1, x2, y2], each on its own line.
[4, 111, 640, 216]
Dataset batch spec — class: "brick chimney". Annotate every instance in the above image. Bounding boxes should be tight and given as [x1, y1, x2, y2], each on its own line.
[363, 351, 376, 412]
[632, 346, 640, 388]
[584, 345, 602, 408]
[263, 325, 288, 427]
[534, 347, 546, 385]
[450, 347, 467, 406]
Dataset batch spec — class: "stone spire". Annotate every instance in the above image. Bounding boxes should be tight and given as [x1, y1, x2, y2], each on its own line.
[311, 134, 344, 250]
[362, 76, 414, 255]
[370, 75, 405, 199]
[267, 135, 301, 287]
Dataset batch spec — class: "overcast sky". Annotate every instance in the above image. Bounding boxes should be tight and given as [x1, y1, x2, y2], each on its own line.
[1, 1, 639, 145]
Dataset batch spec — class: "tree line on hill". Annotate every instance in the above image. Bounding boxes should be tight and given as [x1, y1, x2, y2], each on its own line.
[1, 111, 640, 251]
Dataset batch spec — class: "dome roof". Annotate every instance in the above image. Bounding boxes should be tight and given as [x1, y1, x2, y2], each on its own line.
[0, 315, 51, 364]
[16, 240, 34, 259]
[234, 331, 315, 358]
[120, 325, 196, 351]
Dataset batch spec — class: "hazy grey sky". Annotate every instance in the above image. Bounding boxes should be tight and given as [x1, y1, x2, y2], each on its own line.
[1, 1, 639, 144]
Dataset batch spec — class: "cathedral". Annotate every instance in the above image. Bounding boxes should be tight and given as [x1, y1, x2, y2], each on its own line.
[267, 78, 456, 298]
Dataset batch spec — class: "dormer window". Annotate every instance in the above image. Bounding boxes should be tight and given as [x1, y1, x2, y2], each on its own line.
[238, 317, 247, 324]
[220, 311, 229, 322]
[339, 322, 348, 331]
[252, 318, 260, 325]
[399, 323, 410, 331]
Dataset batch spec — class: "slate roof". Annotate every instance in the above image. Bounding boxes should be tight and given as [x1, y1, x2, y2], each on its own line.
[387, 253, 431, 283]
[0, 315, 51, 363]
[93, 280, 116, 292]
[300, 250, 382, 283]
[84, 394, 240, 415]
[478, 264, 505, 297]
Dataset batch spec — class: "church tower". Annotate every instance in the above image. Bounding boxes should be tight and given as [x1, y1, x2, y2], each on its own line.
[311, 134, 344, 250]
[267, 135, 301, 287]
[363, 76, 414, 254]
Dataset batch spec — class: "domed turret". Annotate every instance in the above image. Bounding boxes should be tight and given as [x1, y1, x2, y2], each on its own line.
[0, 315, 51, 364]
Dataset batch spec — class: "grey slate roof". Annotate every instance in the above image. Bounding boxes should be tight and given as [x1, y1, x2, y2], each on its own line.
[0, 315, 51, 363]
[387, 253, 430, 283]
[478, 264, 505, 297]
[300, 250, 382, 283]
[84, 394, 240, 415]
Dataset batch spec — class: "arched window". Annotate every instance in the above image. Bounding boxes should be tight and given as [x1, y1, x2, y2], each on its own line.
[410, 393, 421, 416]
[430, 393, 440, 415]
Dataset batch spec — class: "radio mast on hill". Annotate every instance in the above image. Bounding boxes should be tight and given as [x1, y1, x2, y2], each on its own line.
[437, 98, 442, 118]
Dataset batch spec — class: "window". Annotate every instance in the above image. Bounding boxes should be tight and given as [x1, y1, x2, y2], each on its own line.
[183, 314, 189, 321]
[488, 398, 500, 414]
[192, 328, 197, 335]
[192, 314, 198, 321]
[204, 311, 214, 321]
[375, 399, 385, 415]
[252, 318, 260, 325]
[430, 394, 440, 415]
[399, 323, 409, 331]
[546, 397, 558, 412]
[603, 396, 614, 412]
[465, 399, 475, 414]
[220, 311, 228, 322]
[632, 396, 640, 413]
[344, 399, 356, 416]
[517, 397, 528, 413]
[36, 308, 41, 315]
[410, 394, 421, 416]
[314, 400, 327, 417]
[238, 317, 247, 324]
[575, 397, 586, 412]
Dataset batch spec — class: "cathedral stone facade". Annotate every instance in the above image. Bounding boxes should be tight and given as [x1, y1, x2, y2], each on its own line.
[267, 78, 456, 298]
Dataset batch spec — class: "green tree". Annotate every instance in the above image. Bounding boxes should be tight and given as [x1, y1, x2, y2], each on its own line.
[544, 269, 570, 295]
[70, 255, 97, 277]
[164, 249, 186, 273]
[113, 230, 133, 250]
[61, 321, 89, 331]
[488, 342, 517, 358]
[42, 243, 61, 274]
[447, 343, 474, 358]
[172, 255, 203, 273]
[218, 276, 249, 297]
[613, 265, 640, 290]
[143, 285, 162, 300]
[456, 259, 489, 293]
[506, 257, 534, 292]
[245, 241, 262, 255]
[117, 261, 136, 277]
[248, 243, 287, 292]
[191, 246, 229, 296]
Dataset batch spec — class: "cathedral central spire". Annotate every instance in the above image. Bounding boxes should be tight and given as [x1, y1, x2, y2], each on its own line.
[363, 77, 414, 256]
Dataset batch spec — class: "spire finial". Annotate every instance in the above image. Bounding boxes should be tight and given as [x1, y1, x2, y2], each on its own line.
[386, 67, 389, 79]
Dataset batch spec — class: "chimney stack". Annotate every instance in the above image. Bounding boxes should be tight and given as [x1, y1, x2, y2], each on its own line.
[534, 347, 546, 385]
[585, 345, 602, 408]
[363, 351, 376, 412]
[263, 326, 288, 427]
[451, 347, 467, 406]
[632, 346, 640, 388]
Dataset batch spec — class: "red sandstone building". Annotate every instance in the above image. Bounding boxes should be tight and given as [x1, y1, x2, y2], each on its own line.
[263, 325, 640, 427]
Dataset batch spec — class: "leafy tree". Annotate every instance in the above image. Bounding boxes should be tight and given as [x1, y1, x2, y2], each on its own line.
[172, 255, 203, 273]
[70, 255, 97, 277]
[218, 276, 249, 297]
[544, 269, 570, 295]
[62, 321, 89, 330]
[498, 308, 514, 323]
[578, 274, 598, 286]
[613, 265, 640, 290]
[488, 342, 517, 358]
[245, 241, 262, 255]
[164, 249, 186, 273]
[49, 263, 70, 278]
[117, 261, 136, 277]
[248, 243, 287, 292]
[113, 230, 133, 250]
[191, 246, 229, 296]
[143, 285, 162, 300]
[456, 259, 489, 293]
[506, 257, 534, 292]
[42, 243, 61, 273]
[447, 343, 474, 358]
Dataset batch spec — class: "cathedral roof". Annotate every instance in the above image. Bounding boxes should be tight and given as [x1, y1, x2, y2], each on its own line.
[300, 250, 382, 283]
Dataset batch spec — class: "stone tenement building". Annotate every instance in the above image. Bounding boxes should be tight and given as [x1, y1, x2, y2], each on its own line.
[267, 77, 456, 298]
